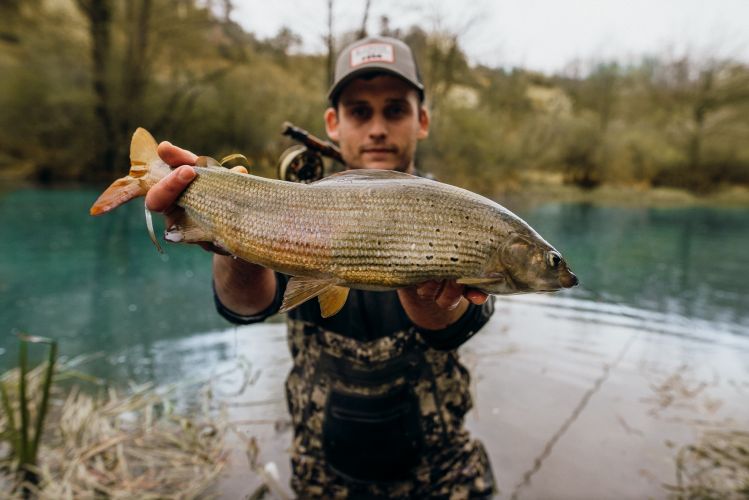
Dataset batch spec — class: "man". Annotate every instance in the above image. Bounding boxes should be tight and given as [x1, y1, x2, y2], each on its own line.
[147, 36, 497, 498]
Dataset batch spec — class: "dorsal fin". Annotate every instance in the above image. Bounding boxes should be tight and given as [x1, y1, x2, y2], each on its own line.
[311, 169, 419, 186]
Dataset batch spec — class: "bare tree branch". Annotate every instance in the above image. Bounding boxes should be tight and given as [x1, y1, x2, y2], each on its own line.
[357, 0, 371, 39]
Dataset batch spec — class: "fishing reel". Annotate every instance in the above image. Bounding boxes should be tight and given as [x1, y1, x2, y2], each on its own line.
[277, 145, 325, 183]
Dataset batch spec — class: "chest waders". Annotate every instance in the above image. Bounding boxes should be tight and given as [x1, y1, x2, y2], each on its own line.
[284, 319, 496, 498]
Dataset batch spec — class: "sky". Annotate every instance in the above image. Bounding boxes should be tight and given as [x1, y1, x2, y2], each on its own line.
[230, 0, 749, 74]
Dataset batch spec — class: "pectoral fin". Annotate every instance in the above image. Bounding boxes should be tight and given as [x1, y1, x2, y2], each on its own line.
[317, 286, 350, 318]
[164, 210, 213, 244]
[280, 277, 347, 316]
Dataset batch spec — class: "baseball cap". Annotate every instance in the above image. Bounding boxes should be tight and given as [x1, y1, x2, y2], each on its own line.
[328, 36, 425, 105]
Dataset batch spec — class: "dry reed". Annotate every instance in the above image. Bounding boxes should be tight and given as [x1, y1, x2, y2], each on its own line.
[667, 430, 749, 499]
[1, 359, 228, 499]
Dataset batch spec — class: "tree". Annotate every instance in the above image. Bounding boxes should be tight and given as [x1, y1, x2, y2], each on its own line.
[76, 0, 117, 177]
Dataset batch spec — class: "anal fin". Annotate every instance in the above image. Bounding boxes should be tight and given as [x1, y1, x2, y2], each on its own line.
[280, 276, 347, 316]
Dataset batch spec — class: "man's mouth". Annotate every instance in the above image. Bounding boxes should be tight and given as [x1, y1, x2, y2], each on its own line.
[361, 147, 397, 155]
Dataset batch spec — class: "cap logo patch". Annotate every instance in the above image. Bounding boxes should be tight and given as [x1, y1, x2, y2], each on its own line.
[350, 43, 395, 68]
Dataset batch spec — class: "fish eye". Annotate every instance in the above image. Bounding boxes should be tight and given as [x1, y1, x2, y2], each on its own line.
[547, 251, 561, 268]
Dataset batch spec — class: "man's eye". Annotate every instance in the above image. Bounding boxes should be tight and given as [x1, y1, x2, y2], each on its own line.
[385, 105, 406, 119]
[350, 107, 371, 119]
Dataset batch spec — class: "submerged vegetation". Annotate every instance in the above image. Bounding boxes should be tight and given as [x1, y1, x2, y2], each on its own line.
[668, 430, 749, 499]
[1, 1, 748, 196]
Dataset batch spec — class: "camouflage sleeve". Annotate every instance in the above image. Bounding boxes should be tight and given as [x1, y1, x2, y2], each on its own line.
[212, 273, 289, 325]
[414, 296, 495, 350]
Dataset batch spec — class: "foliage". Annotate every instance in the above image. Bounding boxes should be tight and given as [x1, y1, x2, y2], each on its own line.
[0, 0, 748, 194]
[0, 335, 57, 491]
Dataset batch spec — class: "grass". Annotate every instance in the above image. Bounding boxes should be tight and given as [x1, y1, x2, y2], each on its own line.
[0, 335, 57, 491]
[0, 337, 230, 499]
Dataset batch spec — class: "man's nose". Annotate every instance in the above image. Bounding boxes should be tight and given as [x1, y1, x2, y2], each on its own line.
[368, 114, 387, 141]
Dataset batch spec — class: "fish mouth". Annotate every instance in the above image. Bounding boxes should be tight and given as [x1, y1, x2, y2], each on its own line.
[560, 272, 579, 288]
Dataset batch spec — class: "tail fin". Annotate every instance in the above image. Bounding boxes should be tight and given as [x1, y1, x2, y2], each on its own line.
[89, 128, 167, 216]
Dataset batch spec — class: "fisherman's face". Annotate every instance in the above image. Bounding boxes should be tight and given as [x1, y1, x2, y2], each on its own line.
[325, 75, 429, 173]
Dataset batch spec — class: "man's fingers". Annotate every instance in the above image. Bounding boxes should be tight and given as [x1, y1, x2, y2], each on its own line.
[412, 280, 488, 310]
[415, 280, 442, 300]
[435, 280, 464, 310]
[464, 289, 489, 305]
[157, 141, 198, 168]
[145, 165, 196, 212]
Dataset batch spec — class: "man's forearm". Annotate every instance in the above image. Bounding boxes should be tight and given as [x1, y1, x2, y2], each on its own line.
[212, 254, 277, 316]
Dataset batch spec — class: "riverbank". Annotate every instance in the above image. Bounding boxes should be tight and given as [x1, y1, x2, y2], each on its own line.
[489, 174, 749, 209]
[4, 176, 748, 211]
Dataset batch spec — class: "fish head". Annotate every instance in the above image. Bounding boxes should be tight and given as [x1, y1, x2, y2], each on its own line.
[477, 234, 578, 294]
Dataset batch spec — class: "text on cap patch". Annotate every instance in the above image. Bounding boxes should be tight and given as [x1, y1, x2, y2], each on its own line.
[350, 43, 395, 67]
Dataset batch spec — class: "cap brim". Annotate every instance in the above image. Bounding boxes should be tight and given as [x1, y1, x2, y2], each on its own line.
[327, 65, 425, 103]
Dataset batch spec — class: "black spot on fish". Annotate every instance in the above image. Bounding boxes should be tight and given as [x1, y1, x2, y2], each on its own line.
[454, 244, 459, 249]
[450, 257, 459, 262]
[429, 242, 434, 247]
[426, 255, 434, 260]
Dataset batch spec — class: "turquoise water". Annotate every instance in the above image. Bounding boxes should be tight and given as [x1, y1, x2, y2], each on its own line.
[1, 188, 747, 376]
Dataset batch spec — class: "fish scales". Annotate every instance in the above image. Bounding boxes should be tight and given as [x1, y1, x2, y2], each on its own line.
[176, 167, 504, 287]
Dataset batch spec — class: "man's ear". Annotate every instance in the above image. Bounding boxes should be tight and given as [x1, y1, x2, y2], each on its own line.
[324, 107, 339, 141]
[417, 106, 430, 140]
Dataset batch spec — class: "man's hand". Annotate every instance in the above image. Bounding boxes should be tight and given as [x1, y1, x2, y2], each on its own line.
[397, 280, 488, 331]
[146, 141, 249, 214]
[412, 280, 488, 309]
[145, 141, 247, 253]
[145, 140, 275, 316]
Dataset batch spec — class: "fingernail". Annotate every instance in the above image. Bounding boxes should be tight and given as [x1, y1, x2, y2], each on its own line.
[178, 167, 193, 181]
